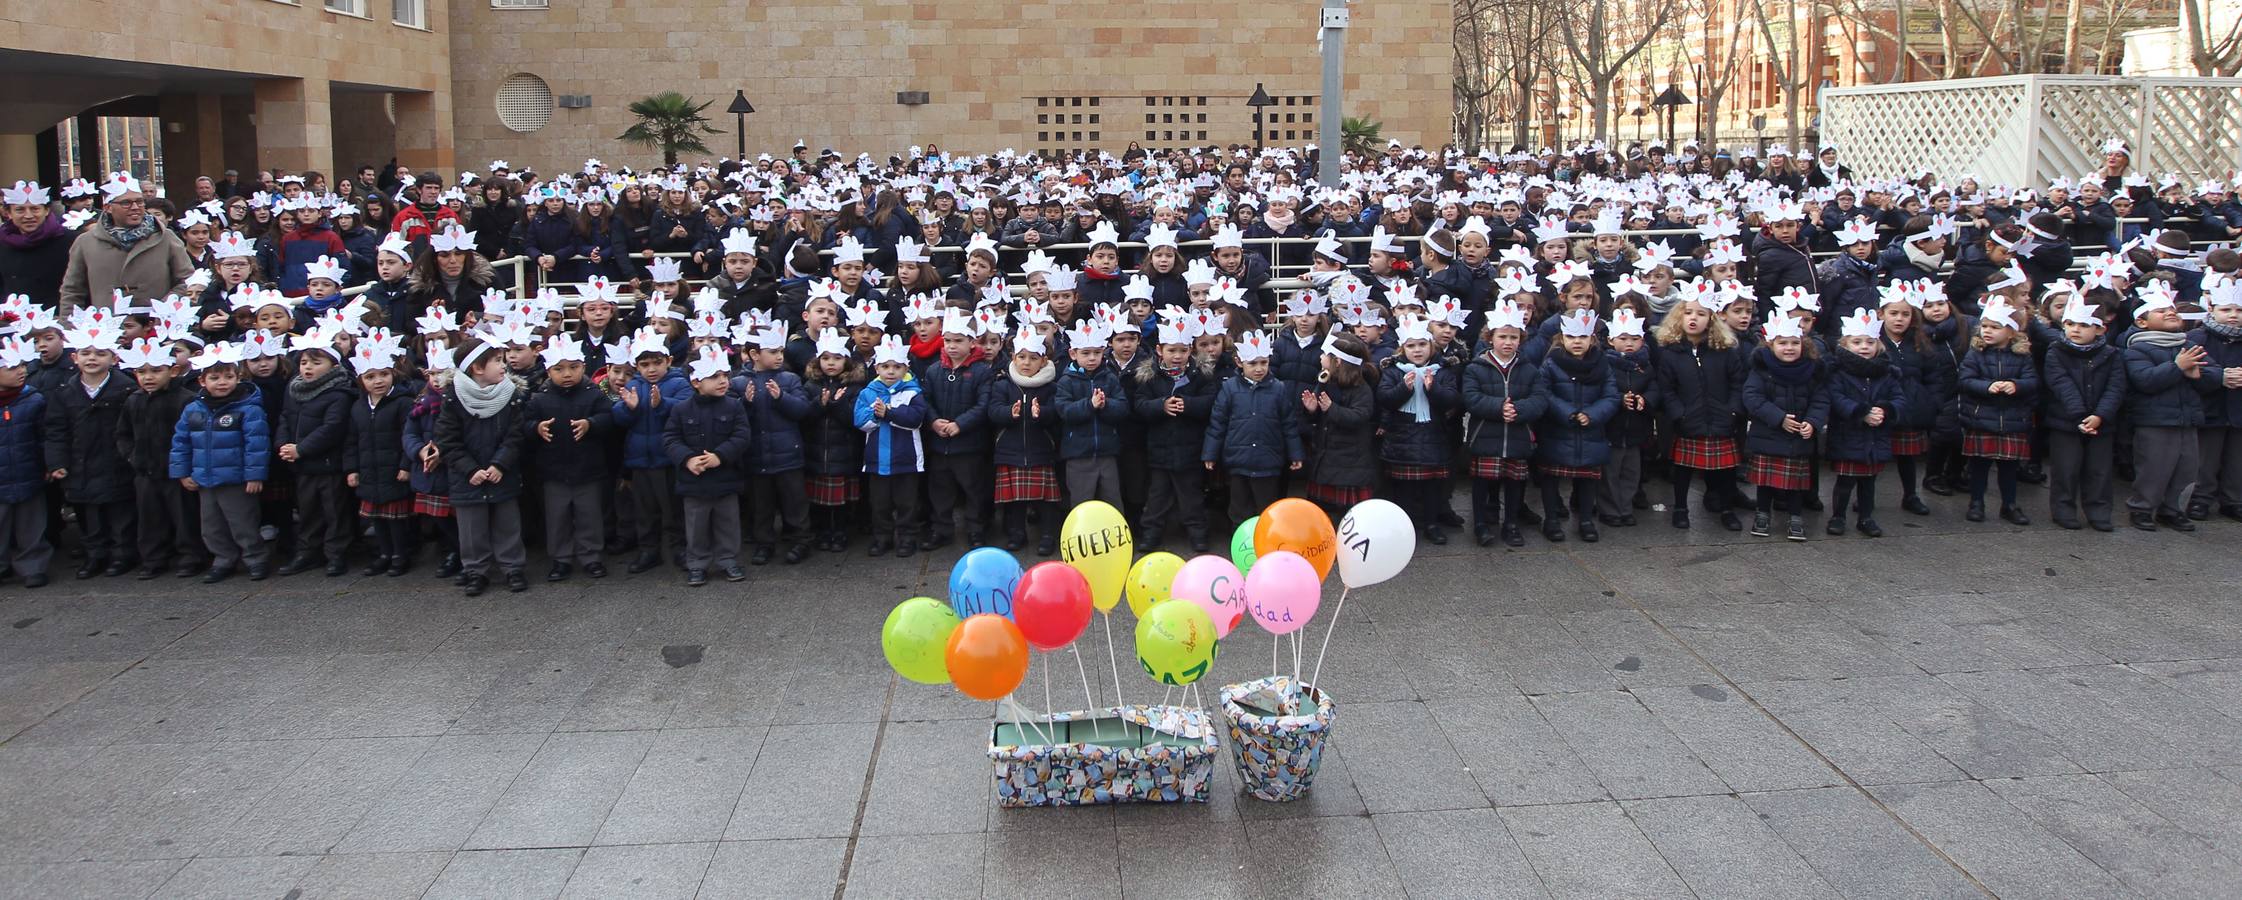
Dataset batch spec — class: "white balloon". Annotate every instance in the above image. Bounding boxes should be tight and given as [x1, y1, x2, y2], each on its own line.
[1335, 499, 1415, 588]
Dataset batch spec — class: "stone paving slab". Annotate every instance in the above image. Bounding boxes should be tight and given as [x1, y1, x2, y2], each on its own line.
[1, 509, 2238, 897]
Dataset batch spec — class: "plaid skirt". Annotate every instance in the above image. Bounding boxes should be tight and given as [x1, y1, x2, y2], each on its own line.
[359, 498, 414, 520]
[1670, 436, 1741, 471]
[1468, 457, 1530, 481]
[1890, 429, 1930, 456]
[1962, 429, 2030, 461]
[412, 492, 453, 519]
[1537, 463, 1604, 480]
[1832, 460, 1886, 477]
[1305, 480, 1374, 508]
[1388, 464, 1452, 481]
[994, 465, 1061, 503]
[1747, 453, 1814, 490]
[806, 473, 861, 506]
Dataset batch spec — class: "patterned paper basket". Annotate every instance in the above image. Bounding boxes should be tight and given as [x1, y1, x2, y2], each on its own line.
[1219, 676, 1335, 802]
[987, 704, 1218, 808]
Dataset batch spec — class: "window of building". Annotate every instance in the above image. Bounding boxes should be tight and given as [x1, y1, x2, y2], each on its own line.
[491, 0, 548, 7]
[391, 0, 425, 27]
[325, 0, 368, 16]
[496, 73, 553, 132]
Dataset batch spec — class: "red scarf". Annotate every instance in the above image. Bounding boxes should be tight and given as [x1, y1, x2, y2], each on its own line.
[909, 332, 943, 360]
[1083, 266, 1123, 282]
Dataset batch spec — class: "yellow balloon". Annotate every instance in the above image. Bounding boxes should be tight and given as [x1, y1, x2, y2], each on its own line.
[1060, 500, 1133, 613]
[1125, 551, 1184, 618]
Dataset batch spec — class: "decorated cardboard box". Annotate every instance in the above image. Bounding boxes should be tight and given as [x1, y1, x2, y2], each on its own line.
[1220, 676, 1334, 802]
[988, 704, 1217, 807]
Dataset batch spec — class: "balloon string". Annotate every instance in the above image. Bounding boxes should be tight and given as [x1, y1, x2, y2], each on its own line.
[1005, 694, 1053, 746]
[1070, 644, 1101, 741]
[1103, 614, 1125, 713]
[1041, 649, 1057, 741]
[1309, 585, 1351, 689]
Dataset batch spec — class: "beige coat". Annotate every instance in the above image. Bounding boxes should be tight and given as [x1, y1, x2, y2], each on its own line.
[59, 220, 194, 317]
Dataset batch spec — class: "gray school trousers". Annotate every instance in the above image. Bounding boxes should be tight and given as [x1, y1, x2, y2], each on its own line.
[199, 484, 266, 569]
[2128, 426, 2200, 515]
[541, 480, 604, 565]
[0, 495, 54, 577]
[456, 499, 526, 575]
[682, 494, 741, 571]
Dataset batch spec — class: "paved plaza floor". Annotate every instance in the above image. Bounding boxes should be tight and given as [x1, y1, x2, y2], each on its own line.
[1, 490, 2239, 899]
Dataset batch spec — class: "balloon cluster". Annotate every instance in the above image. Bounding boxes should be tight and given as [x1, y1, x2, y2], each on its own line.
[879, 498, 1420, 705]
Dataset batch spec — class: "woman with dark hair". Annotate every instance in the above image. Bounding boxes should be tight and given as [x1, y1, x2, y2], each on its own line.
[649, 184, 703, 279]
[468, 182, 520, 269]
[614, 182, 657, 281]
[0, 182, 71, 304]
[406, 234, 495, 322]
[865, 188, 920, 270]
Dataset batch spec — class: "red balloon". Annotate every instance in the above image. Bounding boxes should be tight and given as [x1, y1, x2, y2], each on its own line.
[1012, 561, 1094, 651]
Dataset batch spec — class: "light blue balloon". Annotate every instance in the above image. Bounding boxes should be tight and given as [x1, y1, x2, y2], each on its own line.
[949, 547, 1024, 619]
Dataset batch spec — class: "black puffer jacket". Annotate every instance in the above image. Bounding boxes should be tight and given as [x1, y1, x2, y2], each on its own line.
[1305, 380, 1378, 488]
[920, 352, 997, 456]
[986, 358, 1061, 468]
[1956, 342, 2040, 434]
[522, 379, 614, 485]
[2040, 339, 2126, 433]
[349, 386, 415, 504]
[116, 381, 196, 478]
[1130, 357, 1221, 471]
[1604, 346, 1660, 448]
[1456, 354, 1539, 459]
[43, 373, 134, 503]
[434, 378, 529, 505]
[1750, 232, 1818, 308]
[275, 367, 356, 477]
[664, 393, 754, 497]
[802, 369, 867, 476]
[1655, 337, 1747, 438]
[1742, 347, 1829, 458]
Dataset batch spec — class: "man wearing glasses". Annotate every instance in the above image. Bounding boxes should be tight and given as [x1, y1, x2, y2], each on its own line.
[59, 172, 194, 318]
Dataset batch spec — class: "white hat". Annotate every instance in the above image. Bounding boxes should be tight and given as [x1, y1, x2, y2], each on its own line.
[539, 339, 587, 368]
[114, 337, 172, 370]
[1156, 318, 1191, 345]
[1144, 224, 1179, 251]
[1, 181, 50, 206]
[894, 237, 929, 264]
[1370, 227, 1404, 255]
[872, 334, 910, 366]
[211, 231, 255, 260]
[1635, 240, 1677, 273]
[941, 308, 975, 336]
[904, 293, 943, 323]
[1234, 330, 1272, 362]
[2058, 298, 2104, 326]
[1774, 286, 1821, 315]
[99, 171, 142, 202]
[1122, 274, 1156, 304]
[832, 234, 867, 265]
[1086, 221, 1121, 247]
[60, 178, 97, 200]
[429, 225, 476, 254]
[239, 328, 289, 359]
[288, 327, 342, 362]
[1281, 291, 1329, 318]
[1835, 219, 1878, 245]
[647, 257, 683, 283]
[1761, 316, 1806, 341]
[1607, 307, 1647, 338]
[1211, 224, 1244, 250]
[1705, 238, 1747, 266]
[376, 233, 413, 263]
[189, 340, 244, 371]
[1394, 315, 1433, 344]
[1486, 299, 1529, 332]
[719, 228, 757, 258]
[1530, 215, 1570, 245]
[353, 329, 406, 371]
[1044, 265, 1079, 292]
[1183, 258, 1219, 287]
[814, 327, 851, 357]
[686, 308, 729, 339]
[1313, 234, 1347, 263]
[1020, 249, 1055, 274]
[688, 345, 730, 381]
[1839, 309, 1881, 339]
[1013, 328, 1049, 356]
[1063, 318, 1108, 348]
[749, 326, 787, 351]
[842, 297, 884, 329]
[1557, 308, 1599, 338]
[1980, 298, 2022, 328]
[304, 255, 345, 284]
[627, 325, 670, 360]
[1546, 259, 1592, 288]
[2133, 280, 2179, 320]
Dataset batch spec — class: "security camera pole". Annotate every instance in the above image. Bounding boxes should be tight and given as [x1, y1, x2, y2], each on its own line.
[1318, 0, 1347, 189]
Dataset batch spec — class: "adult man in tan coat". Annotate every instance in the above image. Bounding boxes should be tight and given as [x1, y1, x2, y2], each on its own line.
[59, 172, 193, 317]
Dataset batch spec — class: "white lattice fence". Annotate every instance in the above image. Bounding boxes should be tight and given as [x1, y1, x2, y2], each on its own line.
[1823, 75, 2242, 188]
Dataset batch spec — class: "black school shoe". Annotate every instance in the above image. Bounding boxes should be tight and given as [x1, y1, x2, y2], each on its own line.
[627, 551, 663, 574]
[361, 556, 393, 577]
[750, 545, 774, 566]
[1577, 521, 1599, 543]
[505, 571, 529, 593]
[583, 561, 608, 578]
[1902, 495, 1931, 515]
[2131, 511, 2158, 531]
[462, 574, 490, 597]
[437, 553, 463, 579]
[1719, 511, 1743, 532]
[2000, 506, 2031, 527]
[1787, 517, 1808, 541]
[1501, 525, 1525, 548]
[324, 559, 349, 577]
[1965, 502, 1987, 522]
[548, 562, 572, 582]
[866, 539, 890, 557]
[203, 565, 235, 584]
[783, 543, 811, 564]
[724, 565, 747, 582]
[2157, 512, 2196, 532]
[1856, 518, 1884, 537]
[1423, 525, 1447, 546]
[1826, 517, 1846, 536]
[686, 569, 708, 587]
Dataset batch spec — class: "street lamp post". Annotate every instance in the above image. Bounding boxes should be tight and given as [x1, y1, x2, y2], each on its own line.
[1630, 106, 1646, 143]
[726, 90, 755, 161]
[1652, 85, 1692, 147]
[1247, 83, 1275, 153]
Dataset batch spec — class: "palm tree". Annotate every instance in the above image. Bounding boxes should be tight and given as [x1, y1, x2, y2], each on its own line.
[617, 92, 720, 166]
[1341, 117, 1384, 157]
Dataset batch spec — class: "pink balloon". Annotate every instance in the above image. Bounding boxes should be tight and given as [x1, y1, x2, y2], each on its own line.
[1170, 554, 1244, 638]
[1242, 550, 1321, 635]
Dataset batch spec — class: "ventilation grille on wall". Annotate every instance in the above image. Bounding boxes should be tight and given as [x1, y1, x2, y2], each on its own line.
[496, 73, 553, 133]
[491, 0, 548, 8]
[556, 95, 591, 108]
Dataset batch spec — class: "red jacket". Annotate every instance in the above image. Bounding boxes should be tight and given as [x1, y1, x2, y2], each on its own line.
[390, 204, 463, 244]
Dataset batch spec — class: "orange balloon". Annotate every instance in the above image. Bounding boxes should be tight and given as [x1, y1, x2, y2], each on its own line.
[1254, 498, 1337, 581]
[945, 614, 1031, 701]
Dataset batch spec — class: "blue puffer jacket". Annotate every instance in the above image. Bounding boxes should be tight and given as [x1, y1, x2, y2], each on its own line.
[2040, 339, 2127, 433]
[986, 361, 1060, 468]
[1824, 352, 1903, 463]
[1742, 348, 1830, 458]
[168, 386, 270, 487]
[1535, 349, 1621, 469]
[1459, 353, 1545, 459]
[2189, 325, 2242, 427]
[730, 368, 810, 474]
[1203, 373, 1302, 477]
[1956, 342, 2040, 434]
[1880, 331, 1952, 432]
[664, 393, 754, 496]
[919, 353, 996, 456]
[1815, 253, 1881, 325]
[1270, 330, 1324, 389]
[611, 370, 692, 469]
[1379, 361, 1463, 466]
[854, 375, 929, 475]
[2123, 332, 2207, 428]
[1055, 362, 1129, 460]
[0, 388, 46, 504]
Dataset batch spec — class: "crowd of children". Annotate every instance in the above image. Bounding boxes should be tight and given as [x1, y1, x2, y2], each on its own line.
[0, 137, 2237, 594]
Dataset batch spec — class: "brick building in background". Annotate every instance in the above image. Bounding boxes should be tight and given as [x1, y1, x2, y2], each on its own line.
[0, 0, 1450, 193]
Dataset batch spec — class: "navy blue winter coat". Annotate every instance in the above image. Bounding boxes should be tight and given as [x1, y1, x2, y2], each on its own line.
[1751, 232, 1818, 307]
[919, 353, 996, 457]
[664, 392, 754, 496]
[520, 211, 579, 268]
[1458, 353, 1544, 459]
[1956, 342, 2040, 434]
[1381, 361, 1465, 465]
[986, 362, 1059, 469]
[731, 368, 811, 474]
[0, 389, 46, 503]
[1655, 338, 1747, 438]
[274, 369, 355, 477]
[1270, 330, 1324, 388]
[1742, 348, 1830, 458]
[169, 386, 270, 487]
[522, 380, 614, 485]
[1816, 253, 1881, 325]
[611, 370, 692, 469]
[2123, 333, 2207, 427]
[1880, 332, 1952, 433]
[1130, 358, 1219, 471]
[43, 372, 134, 503]
[1823, 352, 1903, 463]
[1535, 349, 1622, 468]
[1203, 373, 1302, 477]
[402, 394, 450, 497]
[349, 386, 415, 504]
[2040, 339, 2127, 433]
[1055, 362, 1130, 460]
[2189, 325, 2242, 427]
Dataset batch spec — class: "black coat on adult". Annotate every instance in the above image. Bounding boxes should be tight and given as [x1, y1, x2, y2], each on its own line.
[521, 379, 614, 485]
[43, 372, 135, 504]
[434, 378, 529, 505]
[275, 367, 356, 477]
[0, 216, 75, 304]
[1655, 337, 1748, 438]
[1130, 356, 1220, 471]
[663, 392, 754, 497]
[349, 385, 416, 504]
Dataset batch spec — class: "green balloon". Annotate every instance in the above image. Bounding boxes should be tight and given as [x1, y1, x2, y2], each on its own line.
[1136, 599, 1221, 686]
[882, 597, 961, 685]
[1231, 516, 1260, 575]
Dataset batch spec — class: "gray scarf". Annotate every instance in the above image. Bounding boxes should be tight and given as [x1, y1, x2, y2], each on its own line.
[455, 374, 518, 417]
[102, 212, 159, 248]
[2129, 329, 2186, 350]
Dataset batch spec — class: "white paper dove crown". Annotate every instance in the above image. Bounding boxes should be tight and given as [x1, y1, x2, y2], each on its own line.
[686, 345, 729, 381]
[288, 327, 341, 360]
[1045, 265, 1081, 293]
[1607, 307, 1647, 338]
[1312, 234, 1346, 262]
[539, 339, 587, 368]
[898, 293, 936, 322]
[1776, 287, 1821, 314]
[1543, 259, 1590, 289]
[893, 237, 928, 265]
[0, 337, 34, 369]
[1591, 209, 1625, 236]
[114, 337, 170, 370]
[355, 337, 403, 372]
[1833, 309, 1878, 339]
[1193, 306, 1229, 337]
[1156, 318, 1192, 345]
[2133, 281, 2178, 320]
[1143, 224, 1179, 251]
[687, 309, 729, 339]
[1556, 308, 1599, 338]
[1761, 315, 1806, 341]
[832, 234, 867, 265]
[418, 339, 456, 373]
[1183, 258, 1219, 287]
[100, 171, 141, 201]
[141, 293, 191, 326]
[60, 178, 96, 199]
[811, 327, 850, 358]
[626, 325, 669, 361]
[746, 326, 785, 351]
[1231, 329, 1271, 362]
[736, 308, 775, 334]
[366, 231, 411, 263]
[842, 297, 883, 329]
[209, 230, 255, 260]
[1064, 319, 1106, 348]
[1007, 326, 1048, 356]
[638, 255, 682, 284]
[682, 286, 723, 320]
[1632, 240, 1676, 273]
[1114, 274, 1152, 304]
[1979, 298, 2022, 328]
[936, 308, 974, 337]
[177, 209, 212, 230]
[871, 334, 910, 367]
[2060, 298, 2103, 326]
[303, 255, 345, 285]
[1084, 221, 1121, 248]
[1281, 291, 1329, 318]
[189, 340, 243, 371]
[1014, 298, 1051, 325]
[429, 225, 476, 254]
[1834, 218, 1878, 245]
[1208, 223, 1242, 251]
[1704, 238, 1746, 266]
[1394, 315, 1433, 344]
[1, 181, 49, 206]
